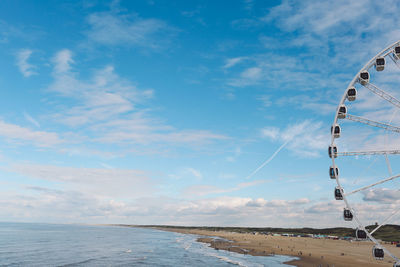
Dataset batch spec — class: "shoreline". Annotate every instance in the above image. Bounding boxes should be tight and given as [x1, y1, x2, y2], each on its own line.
[150, 226, 399, 267]
[195, 236, 299, 266]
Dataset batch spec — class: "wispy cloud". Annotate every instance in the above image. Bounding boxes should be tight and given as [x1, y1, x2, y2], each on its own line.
[48, 63, 141, 125]
[225, 53, 344, 90]
[223, 57, 246, 69]
[261, 120, 329, 157]
[184, 167, 203, 180]
[10, 163, 154, 198]
[140, 196, 312, 227]
[258, 95, 272, 107]
[168, 167, 204, 181]
[86, 9, 176, 49]
[0, 20, 40, 43]
[182, 179, 268, 197]
[2, 188, 393, 226]
[0, 188, 312, 225]
[225, 0, 400, 114]
[276, 94, 337, 115]
[262, 0, 400, 66]
[228, 66, 263, 87]
[261, 126, 280, 140]
[16, 49, 37, 77]
[262, 0, 368, 34]
[48, 50, 227, 147]
[52, 49, 73, 73]
[226, 147, 241, 162]
[0, 120, 61, 147]
[363, 188, 400, 204]
[23, 112, 40, 128]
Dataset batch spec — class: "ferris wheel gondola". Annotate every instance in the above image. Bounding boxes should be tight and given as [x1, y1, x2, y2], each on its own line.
[343, 208, 353, 221]
[375, 57, 385, 71]
[355, 228, 367, 240]
[346, 87, 357, 101]
[328, 145, 337, 158]
[338, 105, 347, 119]
[373, 246, 384, 260]
[331, 124, 341, 138]
[334, 186, 343, 200]
[329, 166, 339, 179]
[359, 71, 370, 85]
[394, 46, 400, 59]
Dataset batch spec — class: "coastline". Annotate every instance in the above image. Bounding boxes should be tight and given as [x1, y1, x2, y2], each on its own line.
[151, 227, 399, 267]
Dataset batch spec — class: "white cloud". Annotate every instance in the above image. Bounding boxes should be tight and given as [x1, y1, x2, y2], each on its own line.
[241, 67, 261, 79]
[142, 196, 313, 227]
[262, 120, 329, 157]
[226, 147, 241, 162]
[9, 163, 154, 198]
[363, 188, 400, 204]
[261, 126, 280, 140]
[223, 57, 246, 69]
[276, 94, 337, 115]
[23, 112, 40, 128]
[49, 54, 137, 121]
[304, 200, 342, 214]
[52, 49, 73, 73]
[1, 187, 396, 227]
[261, 0, 400, 68]
[0, 188, 141, 223]
[228, 66, 265, 87]
[184, 167, 203, 180]
[226, 53, 344, 90]
[225, 0, 400, 109]
[0, 186, 313, 226]
[0, 120, 61, 147]
[169, 167, 204, 181]
[243, 0, 254, 10]
[47, 50, 227, 147]
[258, 95, 272, 107]
[0, 20, 41, 43]
[16, 49, 36, 77]
[95, 126, 228, 146]
[182, 179, 268, 197]
[304, 199, 400, 227]
[263, 0, 368, 34]
[86, 10, 175, 48]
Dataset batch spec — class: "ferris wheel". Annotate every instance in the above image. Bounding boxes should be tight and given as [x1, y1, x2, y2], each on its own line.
[330, 40, 400, 266]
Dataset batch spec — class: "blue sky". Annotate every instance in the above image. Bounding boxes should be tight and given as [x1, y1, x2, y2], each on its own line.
[1, 0, 400, 227]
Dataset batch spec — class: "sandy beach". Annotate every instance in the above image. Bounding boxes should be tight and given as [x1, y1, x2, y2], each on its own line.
[155, 227, 400, 267]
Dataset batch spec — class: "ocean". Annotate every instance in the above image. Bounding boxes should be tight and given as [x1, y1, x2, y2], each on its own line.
[0, 222, 297, 266]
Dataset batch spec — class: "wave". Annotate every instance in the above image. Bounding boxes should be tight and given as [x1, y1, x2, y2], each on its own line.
[209, 253, 249, 267]
[58, 258, 96, 266]
[178, 235, 253, 267]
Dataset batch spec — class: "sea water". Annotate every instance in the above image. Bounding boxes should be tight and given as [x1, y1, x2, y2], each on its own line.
[0, 222, 297, 266]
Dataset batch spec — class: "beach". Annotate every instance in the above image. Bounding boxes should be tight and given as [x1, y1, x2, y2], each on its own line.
[156, 227, 400, 267]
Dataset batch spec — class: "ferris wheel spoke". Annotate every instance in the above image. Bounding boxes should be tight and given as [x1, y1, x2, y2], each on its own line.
[362, 82, 400, 109]
[337, 150, 400, 156]
[345, 173, 400, 196]
[385, 154, 393, 176]
[344, 113, 400, 133]
[389, 53, 400, 71]
[370, 207, 400, 235]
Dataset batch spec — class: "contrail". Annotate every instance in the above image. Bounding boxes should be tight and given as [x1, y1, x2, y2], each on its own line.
[245, 139, 291, 180]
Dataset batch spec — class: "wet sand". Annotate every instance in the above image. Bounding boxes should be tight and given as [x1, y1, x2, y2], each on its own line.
[155, 227, 400, 267]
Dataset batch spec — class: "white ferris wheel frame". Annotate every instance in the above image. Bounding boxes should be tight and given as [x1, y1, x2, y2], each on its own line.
[330, 40, 400, 263]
